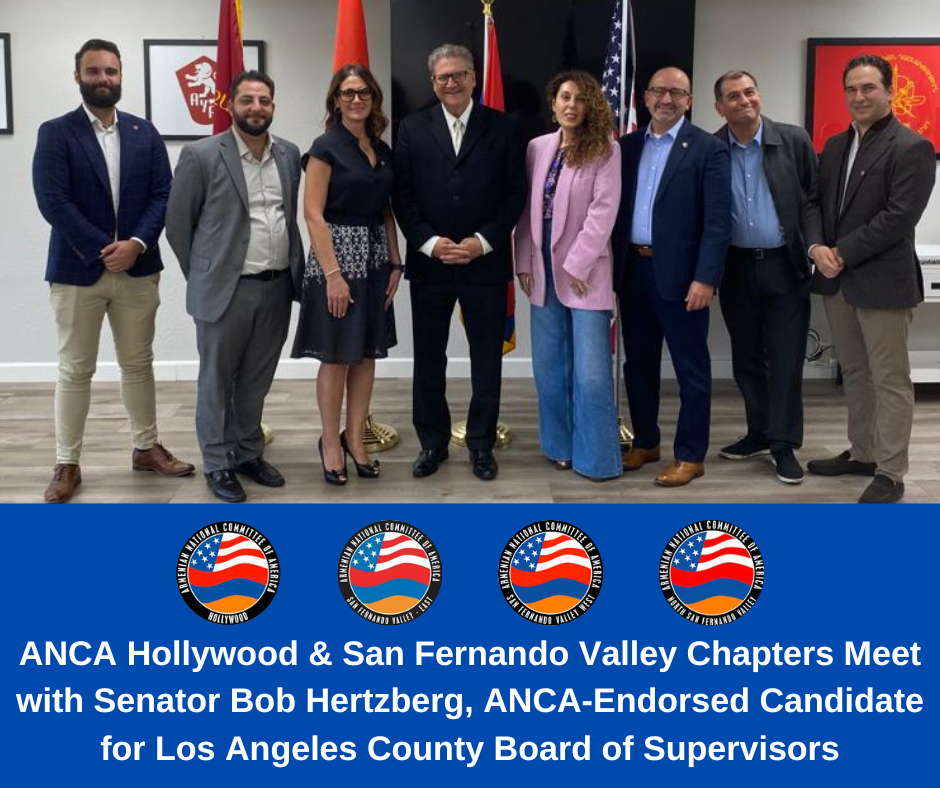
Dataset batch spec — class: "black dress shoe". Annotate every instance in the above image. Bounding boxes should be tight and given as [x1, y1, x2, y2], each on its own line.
[858, 474, 905, 504]
[235, 456, 285, 487]
[413, 446, 449, 478]
[807, 450, 876, 477]
[470, 449, 498, 481]
[205, 469, 247, 503]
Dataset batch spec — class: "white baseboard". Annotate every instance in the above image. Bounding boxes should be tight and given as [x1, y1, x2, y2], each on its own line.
[0, 356, 839, 383]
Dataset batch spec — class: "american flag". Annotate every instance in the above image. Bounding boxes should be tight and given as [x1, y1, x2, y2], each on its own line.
[601, 0, 637, 136]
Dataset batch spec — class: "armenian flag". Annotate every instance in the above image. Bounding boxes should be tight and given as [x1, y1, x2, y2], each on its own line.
[188, 533, 269, 614]
[510, 532, 592, 614]
[349, 533, 431, 615]
[670, 532, 755, 615]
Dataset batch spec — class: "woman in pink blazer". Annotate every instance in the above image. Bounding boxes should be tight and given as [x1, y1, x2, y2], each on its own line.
[514, 71, 622, 480]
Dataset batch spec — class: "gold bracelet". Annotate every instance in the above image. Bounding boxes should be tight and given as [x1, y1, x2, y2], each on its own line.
[324, 268, 342, 278]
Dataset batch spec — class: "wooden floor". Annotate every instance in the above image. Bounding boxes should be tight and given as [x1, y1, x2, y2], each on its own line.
[2, 378, 939, 503]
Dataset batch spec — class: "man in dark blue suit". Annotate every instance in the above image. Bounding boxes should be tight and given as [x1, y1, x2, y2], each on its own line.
[33, 39, 193, 503]
[613, 67, 731, 487]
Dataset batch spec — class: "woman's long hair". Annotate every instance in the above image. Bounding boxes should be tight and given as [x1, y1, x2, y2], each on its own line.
[546, 70, 614, 167]
[324, 64, 389, 139]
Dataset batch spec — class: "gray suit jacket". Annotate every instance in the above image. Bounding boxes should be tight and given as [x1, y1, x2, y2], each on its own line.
[715, 116, 818, 287]
[804, 114, 936, 309]
[166, 129, 304, 323]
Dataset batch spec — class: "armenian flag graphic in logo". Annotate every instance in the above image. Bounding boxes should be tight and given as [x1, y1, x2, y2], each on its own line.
[499, 521, 603, 625]
[659, 521, 763, 625]
[338, 522, 442, 625]
[177, 522, 279, 624]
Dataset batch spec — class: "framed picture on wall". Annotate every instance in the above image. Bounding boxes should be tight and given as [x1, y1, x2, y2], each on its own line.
[143, 39, 266, 140]
[806, 37, 939, 158]
[0, 33, 12, 135]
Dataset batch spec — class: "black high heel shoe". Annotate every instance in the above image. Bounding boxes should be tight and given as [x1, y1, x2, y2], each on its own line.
[340, 430, 380, 478]
[318, 436, 348, 486]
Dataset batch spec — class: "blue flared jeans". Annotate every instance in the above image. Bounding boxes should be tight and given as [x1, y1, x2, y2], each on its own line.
[530, 221, 622, 480]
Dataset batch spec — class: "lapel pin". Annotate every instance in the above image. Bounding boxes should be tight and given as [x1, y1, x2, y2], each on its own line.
[132, 124, 139, 131]
[682, 141, 689, 149]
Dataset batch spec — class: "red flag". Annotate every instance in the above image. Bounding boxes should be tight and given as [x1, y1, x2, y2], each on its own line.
[480, 4, 515, 355]
[213, 0, 246, 134]
[334, 0, 370, 70]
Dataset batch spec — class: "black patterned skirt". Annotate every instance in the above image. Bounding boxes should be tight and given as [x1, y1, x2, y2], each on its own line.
[291, 224, 397, 365]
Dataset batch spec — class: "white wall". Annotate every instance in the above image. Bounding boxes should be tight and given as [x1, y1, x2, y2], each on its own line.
[694, 0, 940, 362]
[2, 0, 938, 382]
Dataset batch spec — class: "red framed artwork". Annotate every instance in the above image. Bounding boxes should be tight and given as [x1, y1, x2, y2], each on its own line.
[806, 38, 939, 157]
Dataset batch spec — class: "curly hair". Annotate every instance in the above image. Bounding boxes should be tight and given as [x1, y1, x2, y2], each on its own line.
[324, 64, 389, 139]
[546, 70, 614, 167]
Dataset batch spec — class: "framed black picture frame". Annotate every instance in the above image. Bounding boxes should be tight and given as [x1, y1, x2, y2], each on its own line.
[0, 33, 12, 135]
[143, 39, 266, 140]
[806, 37, 939, 158]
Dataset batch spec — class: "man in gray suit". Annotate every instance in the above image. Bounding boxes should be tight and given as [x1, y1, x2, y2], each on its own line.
[712, 70, 817, 485]
[804, 54, 936, 503]
[166, 71, 303, 502]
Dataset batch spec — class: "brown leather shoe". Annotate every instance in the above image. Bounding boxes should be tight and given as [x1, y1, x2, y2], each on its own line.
[44, 464, 81, 503]
[655, 461, 705, 487]
[622, 445, 661, 471]
[133, 443, 195, 477]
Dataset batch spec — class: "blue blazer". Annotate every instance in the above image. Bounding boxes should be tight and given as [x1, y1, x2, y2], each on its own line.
[33, 106, 171, 285]
[612, 119, 731, 301]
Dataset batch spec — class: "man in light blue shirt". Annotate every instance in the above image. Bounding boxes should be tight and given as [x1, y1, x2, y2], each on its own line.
[712, 70, 817, 486]
[612, 67, 731, 488]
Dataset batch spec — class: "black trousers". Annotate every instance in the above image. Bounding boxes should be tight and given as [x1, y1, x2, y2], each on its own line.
[410, 278, 507, 452]
[718, 247, 810, 451]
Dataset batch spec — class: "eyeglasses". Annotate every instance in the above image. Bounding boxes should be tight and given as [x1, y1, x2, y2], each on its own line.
[646, 87, 691, 100]
[337, 88, 373, 102]
[432, 70, 471, 86]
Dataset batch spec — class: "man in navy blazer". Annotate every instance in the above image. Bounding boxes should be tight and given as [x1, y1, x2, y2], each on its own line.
[33, 38, 193, 503]
[612, 66, 731, 487]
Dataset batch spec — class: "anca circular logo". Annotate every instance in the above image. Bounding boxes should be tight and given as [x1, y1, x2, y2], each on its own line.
[337, 521, 442, 625]
[660, 521, 763, 625]
[499, 521, 602, 625]
[177, 523, 280, 624]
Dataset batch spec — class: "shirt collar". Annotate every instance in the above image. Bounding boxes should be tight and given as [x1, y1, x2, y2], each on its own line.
[851, 112, 893, 140]
[443, 101, 473, 129]
[82, 103, 118, 132]
[645, 114, 684, 142]
[728, 118, 763, 149]
[232, 126, 273, 161]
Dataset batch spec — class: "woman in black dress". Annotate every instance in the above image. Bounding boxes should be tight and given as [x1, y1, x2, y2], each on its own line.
[292, 65, 402, 484]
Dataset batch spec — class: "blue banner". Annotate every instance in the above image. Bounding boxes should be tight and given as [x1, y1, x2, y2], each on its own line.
[5, 504, 934, 785]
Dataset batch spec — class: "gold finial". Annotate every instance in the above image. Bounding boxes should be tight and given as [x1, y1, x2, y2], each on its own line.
[482, 0, 495, 17]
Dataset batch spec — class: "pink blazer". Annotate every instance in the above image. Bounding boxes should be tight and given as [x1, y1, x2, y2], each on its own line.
[513, 131, 621, 310]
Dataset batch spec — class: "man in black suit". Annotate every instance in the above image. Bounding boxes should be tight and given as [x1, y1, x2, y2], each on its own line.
[804, 54, 936, 503]
[712, 70, 818, 485]
[394, 43, 526, 481]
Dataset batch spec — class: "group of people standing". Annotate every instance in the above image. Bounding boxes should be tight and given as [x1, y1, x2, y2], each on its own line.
[33, 38, 935, 505]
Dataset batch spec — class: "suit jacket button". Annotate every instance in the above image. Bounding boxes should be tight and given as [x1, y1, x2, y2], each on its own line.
[453, 195, 460, 201]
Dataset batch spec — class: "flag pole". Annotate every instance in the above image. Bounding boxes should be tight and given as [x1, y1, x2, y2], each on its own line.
[452, 0, 512, 451]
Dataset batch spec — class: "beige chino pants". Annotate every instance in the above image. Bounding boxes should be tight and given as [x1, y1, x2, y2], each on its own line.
[824, 289, 914, 482]
[49, 271, 161, 464]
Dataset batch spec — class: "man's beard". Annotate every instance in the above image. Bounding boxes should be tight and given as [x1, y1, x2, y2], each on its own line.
[233, 112, 272, 137]
[80, 81, 121, 109]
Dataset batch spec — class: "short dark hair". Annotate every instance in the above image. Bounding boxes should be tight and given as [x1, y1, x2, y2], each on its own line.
[231, 70, 275, 100]
[74, 39, 121, 72]
[713, 69, 758, 102]
[325, 64, 389, 139]
[843, 54, 892, 90]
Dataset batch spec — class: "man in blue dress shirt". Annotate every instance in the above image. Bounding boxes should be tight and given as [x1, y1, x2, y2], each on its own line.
[712, 70, 818, 485]
[612, 67, 731, 487]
